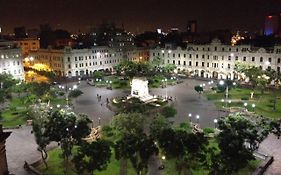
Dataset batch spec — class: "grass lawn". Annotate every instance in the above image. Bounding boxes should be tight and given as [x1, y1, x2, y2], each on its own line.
[205, 87, 281, 119]
[38, 148, 136, 175]
[0, 98, 29, 127]
[0, 93, 68, 127]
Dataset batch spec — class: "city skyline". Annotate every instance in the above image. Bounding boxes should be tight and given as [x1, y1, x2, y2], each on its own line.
[0, 0, 281, 34]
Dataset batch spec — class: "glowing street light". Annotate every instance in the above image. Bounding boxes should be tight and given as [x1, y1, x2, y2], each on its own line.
[161, 50, 165, 53]
[162, 78, 168, 98]
[188, 113, 192, 122]
[244, 102, 248, 107]
[196, 115, 200, 124]
[214, 119, 218, 128]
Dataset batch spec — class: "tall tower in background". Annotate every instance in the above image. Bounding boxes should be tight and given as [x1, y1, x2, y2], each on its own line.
[187, 20, 197, 33]
[264, 13, 281, 36]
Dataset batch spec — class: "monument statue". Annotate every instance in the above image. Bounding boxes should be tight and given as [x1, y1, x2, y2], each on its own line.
[130, 77, 155, 102]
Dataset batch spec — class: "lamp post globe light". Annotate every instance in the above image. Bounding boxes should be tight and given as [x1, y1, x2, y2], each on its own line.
[162, 78, 168, 98]
[196, 115, 200, 124]
[219, 80, 229, 108]
[188, 113, 192, 122]
[214, 119, 218, 128]
[252, 104, 256, 111]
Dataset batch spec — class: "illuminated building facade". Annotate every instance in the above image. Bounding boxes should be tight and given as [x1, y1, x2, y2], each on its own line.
[150, 38, 281, 80]
[16, 38, 40, 57]
[29, 49, 65, 76]
[0, 41, 24, 80]
[30, 46, 150, 77]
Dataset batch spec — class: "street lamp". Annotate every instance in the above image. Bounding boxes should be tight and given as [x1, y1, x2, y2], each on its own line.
[162, 78, 167, 98]
[214, 119, 218, 128]
[188, 113, 192, 122]
[252, 104, 256, 111]
[219, 80, 229, 108]
[98, 117, 101, 125]
[196, 115, 200, 124]
[244, 102, 248, 107]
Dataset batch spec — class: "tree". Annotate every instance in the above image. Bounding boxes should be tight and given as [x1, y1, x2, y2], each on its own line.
[0, 73, 19, 102]
[234, 63, 270, 94]
[29, 103, 52, 168]
[44, 109, 91, 173]
[194, 85, 203, 97]
[211, 114, 280, 174]
[163, 64, 176, 73]
[115, 134, 158, 175]
[68, 89, 83, 98]
[158, 128, 208, 175]
[161, 106, 177, 118]
[149, 114, 172, 139]
[73, 140, 111, 175]
[92, 71, 104, 79]
[111, 113, 145, 137]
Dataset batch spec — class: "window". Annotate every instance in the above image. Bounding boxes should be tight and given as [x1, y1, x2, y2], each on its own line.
[189, 54, 192, 58]
[202, 55, 205, 59]
[202, 62, 205, 67]
[75, 57, 77, 61]
[68, 64, 71, 69]
[178, 60, 180, 65]
[196, 54, 198, 58]
[173, 60, 175, 64]
[268, 58, 272, 62]
[252, 57, 255, 62]
[207, 63, 209, 67]
[260, 57, 263, 62]
[173, 54, 175, 58]
[214, 47, 217, 51]
[178, 54, 180, 58]
[189, 61, 192, 66]
[278, 58, 281, 63]
[228, 64, 231, 69]
[277, 66, 280, 72]
[183, 61, 186, 65]
[196, 62, 198, 66]
[228, 56, 231, 61]
[243, 57, 246, 61]
[184, 54, 186, 58]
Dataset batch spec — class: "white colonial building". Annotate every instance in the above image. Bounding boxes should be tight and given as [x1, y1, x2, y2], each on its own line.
[0, 41, 24, 80]
[63, 46, 124, 77]
[150, 39, 281, 80]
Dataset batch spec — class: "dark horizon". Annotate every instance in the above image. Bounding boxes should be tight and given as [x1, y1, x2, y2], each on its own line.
[0, 0, 281, 34]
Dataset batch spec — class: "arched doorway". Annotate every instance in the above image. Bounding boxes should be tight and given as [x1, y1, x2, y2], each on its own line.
[200, 70, 204, 77]
[212, 71, 218, 79]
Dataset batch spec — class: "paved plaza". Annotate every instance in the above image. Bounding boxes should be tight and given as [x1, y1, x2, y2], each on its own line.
[73, 78, 228, 128]
[4, 78, 281, 175]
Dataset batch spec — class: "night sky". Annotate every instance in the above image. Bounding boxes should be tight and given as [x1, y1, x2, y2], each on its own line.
[0, 0, 281, 34]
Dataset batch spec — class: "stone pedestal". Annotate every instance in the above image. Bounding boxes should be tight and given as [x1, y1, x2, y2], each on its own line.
[130, 77, 154, 102]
